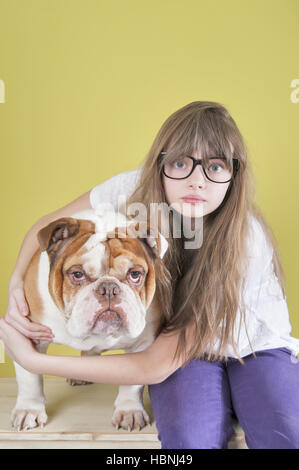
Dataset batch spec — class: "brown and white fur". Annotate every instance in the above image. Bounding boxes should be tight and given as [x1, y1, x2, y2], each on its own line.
[11, 208, 168, 432]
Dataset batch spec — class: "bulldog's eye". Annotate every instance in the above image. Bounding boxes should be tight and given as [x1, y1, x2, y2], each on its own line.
[127, 270, 143, 284]
[72, 271, 85, 281]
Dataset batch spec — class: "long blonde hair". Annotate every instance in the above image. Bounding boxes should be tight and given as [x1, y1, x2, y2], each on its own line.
[126, 101, 286, 367]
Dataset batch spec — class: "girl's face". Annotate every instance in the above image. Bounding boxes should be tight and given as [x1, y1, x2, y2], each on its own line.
[162, 148, 231, 218]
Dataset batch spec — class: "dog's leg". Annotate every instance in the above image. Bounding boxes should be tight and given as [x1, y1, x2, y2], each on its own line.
[11, 341, 49, 431]
[111, 327, 157, 431]
[112, 383, 151, 431]
[111, 339, 154, 431]
[67, 349, 95, 386]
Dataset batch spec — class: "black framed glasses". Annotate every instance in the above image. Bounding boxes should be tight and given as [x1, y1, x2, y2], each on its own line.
[158, 152, 240, 184]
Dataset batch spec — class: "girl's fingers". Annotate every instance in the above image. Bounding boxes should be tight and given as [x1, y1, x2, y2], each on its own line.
[5, 317, 53, 341]
[5, 288, 54, 341]
[5, 310, 53, 339]
[6, 297, 53, 336]
[6, 311, 50, 335]
[13, 287, 29, 317]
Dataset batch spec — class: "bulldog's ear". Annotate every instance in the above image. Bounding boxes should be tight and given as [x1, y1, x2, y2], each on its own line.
[37, 217, 95, 254]
[127, 221, 169, 259]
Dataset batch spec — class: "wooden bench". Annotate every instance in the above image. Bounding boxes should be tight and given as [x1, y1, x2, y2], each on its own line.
[0, 378, 247, 449]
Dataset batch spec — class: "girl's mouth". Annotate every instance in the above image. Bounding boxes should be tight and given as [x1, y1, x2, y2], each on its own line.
[181, 197, 206, 204]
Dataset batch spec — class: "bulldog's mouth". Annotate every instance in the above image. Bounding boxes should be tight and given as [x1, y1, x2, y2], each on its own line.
[92, 307, 124, 333]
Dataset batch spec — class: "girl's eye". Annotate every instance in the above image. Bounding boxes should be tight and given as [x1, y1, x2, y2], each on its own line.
[208, 164, 223, 173]
[208, 159, 229, 172]
[128, 271, 142, 284]
[173, 160, 186, 169]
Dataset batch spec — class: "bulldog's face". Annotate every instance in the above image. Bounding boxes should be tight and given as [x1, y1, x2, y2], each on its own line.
[37, 210, 168, 340]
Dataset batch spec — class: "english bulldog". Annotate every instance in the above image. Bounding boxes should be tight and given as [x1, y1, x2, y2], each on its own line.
[11, 208, 168, 432]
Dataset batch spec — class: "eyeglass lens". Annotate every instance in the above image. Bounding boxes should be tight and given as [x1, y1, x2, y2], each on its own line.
[163, 156, 233, 183]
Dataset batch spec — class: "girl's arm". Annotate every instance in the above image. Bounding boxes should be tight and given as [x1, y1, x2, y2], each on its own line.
[34, 330, 184, 385]
[0, 318, 194, 385]
[5, 190, 92, 341]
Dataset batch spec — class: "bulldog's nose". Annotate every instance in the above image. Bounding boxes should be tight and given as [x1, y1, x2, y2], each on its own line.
[96, 281, 120, 300]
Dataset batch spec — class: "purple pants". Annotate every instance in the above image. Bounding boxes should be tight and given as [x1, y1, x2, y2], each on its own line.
[148, 347, 299, 449]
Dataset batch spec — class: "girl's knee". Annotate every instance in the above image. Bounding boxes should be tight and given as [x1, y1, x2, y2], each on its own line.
[158, 424, 233, 449]
[245, 414, 299, 449]
[271, 414, 299, 449]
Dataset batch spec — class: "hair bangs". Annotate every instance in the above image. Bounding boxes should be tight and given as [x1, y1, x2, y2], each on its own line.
[164, 108, 235, 171]
[196, 110, 235, 169]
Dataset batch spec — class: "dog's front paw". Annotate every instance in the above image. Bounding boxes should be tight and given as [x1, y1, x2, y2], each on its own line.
[112, 404, 151, 431]
[66, 378, 93, 386]
[11, 404, 48, 431]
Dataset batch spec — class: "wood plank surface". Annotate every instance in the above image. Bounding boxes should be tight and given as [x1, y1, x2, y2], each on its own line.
[0, 378, 247, 449]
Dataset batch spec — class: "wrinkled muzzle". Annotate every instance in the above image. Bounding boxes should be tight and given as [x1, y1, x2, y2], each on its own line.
[65, 276, 147, 339]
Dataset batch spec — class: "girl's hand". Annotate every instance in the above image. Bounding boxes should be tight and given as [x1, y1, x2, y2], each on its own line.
[5, 280, 54, 344]
[0, 317, 39, 370]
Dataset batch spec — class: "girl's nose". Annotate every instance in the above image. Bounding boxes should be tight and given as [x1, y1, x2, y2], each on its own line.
[187, 163, 207, 187]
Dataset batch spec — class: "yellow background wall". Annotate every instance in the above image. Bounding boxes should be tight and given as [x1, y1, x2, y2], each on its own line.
[0, 0, 298, 376]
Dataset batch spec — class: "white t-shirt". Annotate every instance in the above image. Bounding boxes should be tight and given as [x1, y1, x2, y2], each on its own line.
[89, 168, 299, 359]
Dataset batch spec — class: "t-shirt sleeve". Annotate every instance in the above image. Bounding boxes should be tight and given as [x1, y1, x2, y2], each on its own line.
[244, 215, 275, 290]
[244, 215, 292, 338]
[253, 253, 292, 336]
[89, 168, 142, 212]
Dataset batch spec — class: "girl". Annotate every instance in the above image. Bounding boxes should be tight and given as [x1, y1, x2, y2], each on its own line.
[1, 101, 299, 449]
